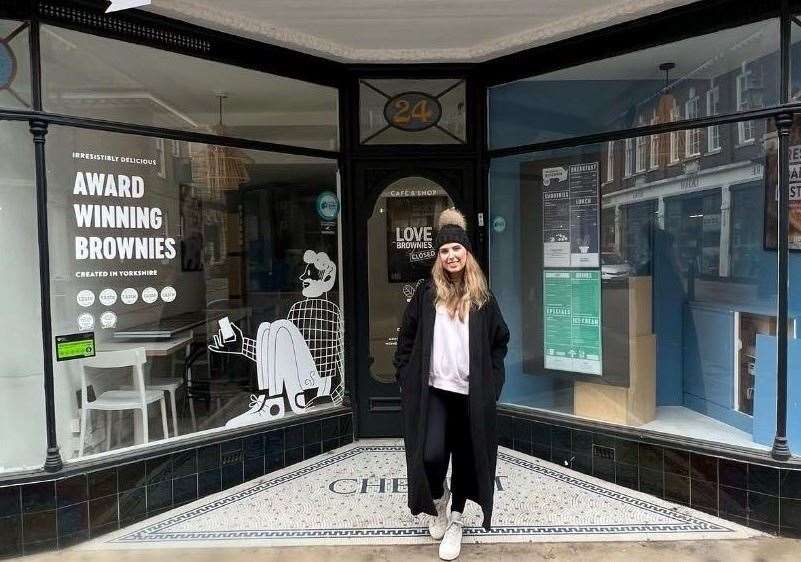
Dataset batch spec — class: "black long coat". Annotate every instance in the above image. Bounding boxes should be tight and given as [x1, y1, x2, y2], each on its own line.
[393, 280, 510, 530]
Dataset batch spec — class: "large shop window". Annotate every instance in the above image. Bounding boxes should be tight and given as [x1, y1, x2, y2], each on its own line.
[39, 26, 339, 150]
[488, 118, 790, 451]
[489, 19, 779, 149]
[0, 122, 46, 473]
[0, 19, 32, 110]
[45, 126, 343, 462]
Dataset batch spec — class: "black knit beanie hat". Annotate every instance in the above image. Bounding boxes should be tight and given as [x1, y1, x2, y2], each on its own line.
[435, 208, 472, 253]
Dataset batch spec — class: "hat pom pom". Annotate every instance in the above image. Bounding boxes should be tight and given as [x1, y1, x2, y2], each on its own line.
[438, 207, 467, 230]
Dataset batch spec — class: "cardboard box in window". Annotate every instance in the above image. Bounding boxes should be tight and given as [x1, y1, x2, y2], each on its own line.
[574, 334, 656, 426]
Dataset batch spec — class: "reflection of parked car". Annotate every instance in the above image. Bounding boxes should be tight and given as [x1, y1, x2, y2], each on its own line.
[601, 252, 633, 280]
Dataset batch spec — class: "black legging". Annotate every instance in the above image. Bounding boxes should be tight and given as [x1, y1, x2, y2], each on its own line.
[423, 386, 475, 514]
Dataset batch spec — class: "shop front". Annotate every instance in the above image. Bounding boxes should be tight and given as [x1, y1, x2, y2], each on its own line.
[2, 0, 801, 554]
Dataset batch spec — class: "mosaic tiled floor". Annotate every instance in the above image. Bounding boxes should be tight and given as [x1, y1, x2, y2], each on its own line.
[85, 439, 763, 549]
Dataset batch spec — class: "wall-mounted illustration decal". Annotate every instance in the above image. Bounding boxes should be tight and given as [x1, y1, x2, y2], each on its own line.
[209, 250, 344, 428]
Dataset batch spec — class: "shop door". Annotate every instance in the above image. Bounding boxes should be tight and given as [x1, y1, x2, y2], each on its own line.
[353, 161, 475, 437]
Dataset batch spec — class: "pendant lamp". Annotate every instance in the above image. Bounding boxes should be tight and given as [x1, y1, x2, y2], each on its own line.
[191, 92, 253, 201]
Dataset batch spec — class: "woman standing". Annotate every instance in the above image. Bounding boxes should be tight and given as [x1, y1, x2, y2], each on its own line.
[394, 208, 510, 560]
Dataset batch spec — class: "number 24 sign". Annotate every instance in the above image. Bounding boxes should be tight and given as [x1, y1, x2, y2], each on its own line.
[384, 92, 442, 132]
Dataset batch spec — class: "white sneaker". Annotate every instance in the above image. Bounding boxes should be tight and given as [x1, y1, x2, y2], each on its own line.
[439, 511, 464, 560]
[428, 480, 451, 540]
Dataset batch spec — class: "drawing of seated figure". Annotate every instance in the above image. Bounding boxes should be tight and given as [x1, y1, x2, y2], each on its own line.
[209, 250, 344, 427]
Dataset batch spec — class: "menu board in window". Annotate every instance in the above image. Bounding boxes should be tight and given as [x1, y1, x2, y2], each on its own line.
[543, 270, 602, 375]
[542, 162, 600, 267]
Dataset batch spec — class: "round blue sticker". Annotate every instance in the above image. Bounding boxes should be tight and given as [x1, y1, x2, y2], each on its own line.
[492, 216, 507, 233]
[0, 42, 16, 89]
[316, 191, 339, 221]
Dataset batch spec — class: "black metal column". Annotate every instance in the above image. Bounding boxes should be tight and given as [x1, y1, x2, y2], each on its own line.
[29, 16, 63, 471]
[31, 118, 62, 472]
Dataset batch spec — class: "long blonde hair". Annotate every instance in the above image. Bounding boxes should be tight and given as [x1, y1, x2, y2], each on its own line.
[432, 248, 489, 322]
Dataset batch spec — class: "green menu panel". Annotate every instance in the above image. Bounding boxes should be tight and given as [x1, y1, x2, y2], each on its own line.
[543, 270, 602, 375]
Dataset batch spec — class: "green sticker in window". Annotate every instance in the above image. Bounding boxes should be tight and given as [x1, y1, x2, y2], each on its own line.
[56, 332, 96, 362]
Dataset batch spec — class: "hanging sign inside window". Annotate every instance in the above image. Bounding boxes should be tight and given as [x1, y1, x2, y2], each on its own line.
[543, 270, 602, 375]
[542, 162, 600, 267]
[765, 115, 801, 251]
[384, 92, 442, 132]
[56, 332, 96, 362]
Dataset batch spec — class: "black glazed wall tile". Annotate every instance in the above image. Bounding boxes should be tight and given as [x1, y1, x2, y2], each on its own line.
[197, 444, 221, 472]
[304, 421, 322, 445]
[221, 463, 243, 490]
[690, 454, 718, 483]
[749, 519, 779, 535]
[304, 442, 322, 460]
[88, 469, 117, 500]
[56, 475, 88, 508]
[572, 454, 592, 476]
[147, 456, 173, 484]
[118, 461, 147, 491]
[749, 491, 780, 525]
[780, 469, 801, 499]
[118, 488, 146, 522]
[614, 439, 638, 466]
[719, 459, 748, 490]
[532, 441, 551, 461]
[639, 444, 662, 472]
[340, 433, 354, 445]
[285, 425, 304, 449]
[221, 438, 243, 455]
[513, 440, 532, 455]
[690, 480, 718, 513]
[22, 539, 57, 555]
[780, 525, 801, 539]
[593, 458, 615, 483]
[339, 414, 353, 437]
[551, 447, 571, 468]
[244, 458, 265, 481]
[89, 495, 118, 528]
[639, 467, 663, 497]
[57, 503, 88, 536]
[285, 447, 303, 466]
[616, 463, 638, 490]
[749, 464, 780, 496]
[0, 514, 21, 558]
[89, 522, 118, 539]
[0, 487, 20, 518]
[720, 485, 747, 518]
[497, 416, 513, 445]
[663, 448, 689, 477]
[551, 426, 571, 451]
[58, 530, 90, 549]
[512, 418, 530, 444]
[244, 434, 265, 460]
[322, 417, 339, 441]
[664, 473, 690, 505]
[22, 510, 57, 543]
[265, 429, 285, 452]
[197, 470, 221, 498]
[21, 482, 56, 514]
[780, 497, 801, 530]
[323, 438, 340, 453]
[531, 423, 551, 447]
[172, 450, 197, 478]
[571, 430, 592, 456]
[591, 432, 615, 449]
[173, 475, 198, 505]
[146, 481, 172, 512]
[266, 451, 284, 473]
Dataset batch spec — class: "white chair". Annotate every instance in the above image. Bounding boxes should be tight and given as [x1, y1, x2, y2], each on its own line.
[123, 333, 194, 437]
[78, 348, 169, 456]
